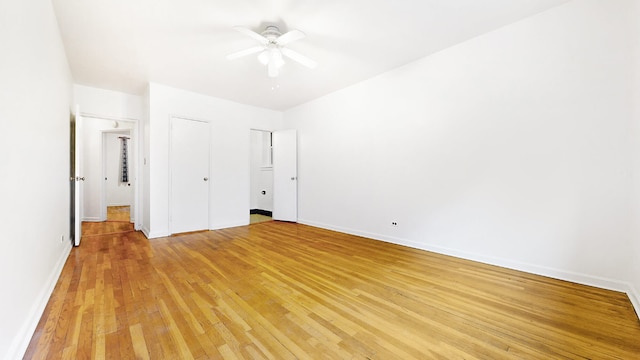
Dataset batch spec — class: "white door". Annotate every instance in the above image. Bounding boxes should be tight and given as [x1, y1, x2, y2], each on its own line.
[74, 105, 84, 246]
[171, 117, 210, 234]
[273, 129, 297, 222]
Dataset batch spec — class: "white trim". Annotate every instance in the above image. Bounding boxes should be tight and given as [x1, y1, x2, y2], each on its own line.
[168, 113, 211, 124]
[627, 283, 640, 319]
[146, 230, 171, 239]
[82, 216, 103, 222]
[80, 112, 138, 123]
[298, 218, 640, 320]
[141, 225, 151, 238]
[7, 242, 72, 360]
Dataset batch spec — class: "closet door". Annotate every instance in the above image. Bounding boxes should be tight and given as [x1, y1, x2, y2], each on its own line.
[171, 117, 210, 233]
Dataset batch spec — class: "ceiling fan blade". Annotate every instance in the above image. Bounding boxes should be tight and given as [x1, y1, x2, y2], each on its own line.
[268, 59, 279, 78]
[226, 46, 264, 60]
[232, 26, 268, 45]
[281, 48, 317, 69]
[277, 29, 305, 46]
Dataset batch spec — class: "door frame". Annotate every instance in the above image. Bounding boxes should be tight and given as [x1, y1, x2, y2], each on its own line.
[80, 113, 141, 230]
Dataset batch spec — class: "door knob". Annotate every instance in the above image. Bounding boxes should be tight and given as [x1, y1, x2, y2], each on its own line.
[204, 177, 209, 181]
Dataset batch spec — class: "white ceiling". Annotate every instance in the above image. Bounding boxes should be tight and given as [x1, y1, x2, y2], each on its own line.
[52, 0, 568, 111]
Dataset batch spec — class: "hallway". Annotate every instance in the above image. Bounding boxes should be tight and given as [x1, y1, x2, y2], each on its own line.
[81, 206, 134, 237]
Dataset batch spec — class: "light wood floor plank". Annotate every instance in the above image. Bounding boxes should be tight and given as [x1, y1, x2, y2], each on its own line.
[24, 221, 640, 359]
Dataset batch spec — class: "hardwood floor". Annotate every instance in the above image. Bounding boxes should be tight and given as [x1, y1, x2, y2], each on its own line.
[106, 206, 132, 222]
[25, 222, 640, 359]
[81, 206, 134, 237]
[250, 214, 272, 224]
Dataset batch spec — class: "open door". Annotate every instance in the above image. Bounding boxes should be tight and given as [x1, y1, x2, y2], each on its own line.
[272, 129, 297, 222]
[73, 105, 84, 246]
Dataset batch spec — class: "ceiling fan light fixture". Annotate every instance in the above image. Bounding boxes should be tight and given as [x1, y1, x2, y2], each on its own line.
[228, 25, 316, 78]
[270, 49, 285, 68]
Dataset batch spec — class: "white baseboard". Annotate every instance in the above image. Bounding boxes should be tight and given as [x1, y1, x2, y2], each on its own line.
[145, 230, 169, 239]
[140, 225, 151, 239]
[82, 216, 103, 222]
[6, 242, 72, 360]
[298, 218, 640, 320]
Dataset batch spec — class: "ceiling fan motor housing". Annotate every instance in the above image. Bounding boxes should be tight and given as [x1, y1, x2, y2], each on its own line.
[261, 26, 282, 41]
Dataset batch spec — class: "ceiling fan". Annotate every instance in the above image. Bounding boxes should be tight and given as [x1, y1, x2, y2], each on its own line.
[226, 25, 317, 78]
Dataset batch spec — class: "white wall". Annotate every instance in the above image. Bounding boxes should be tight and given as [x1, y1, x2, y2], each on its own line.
[285, 0, 637, 302]
[74, 84, 143, 120]
[145, 83, 283, 237]
[629, 0, 640, 314]
[0, 0, 73, 358]
[250, 130, 274, 212]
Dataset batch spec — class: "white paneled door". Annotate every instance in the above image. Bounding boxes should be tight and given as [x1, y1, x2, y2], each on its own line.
[171, 117, 210, 234]
[273, 129, 297, 222]
[73, 105, 84, 246]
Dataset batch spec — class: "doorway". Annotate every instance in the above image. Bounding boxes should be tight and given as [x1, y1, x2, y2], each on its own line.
[76, 115, 139, 239]
[250, 129, 274, 224]
[250, 129, 298, 223]
[102, 130, 134, 222]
